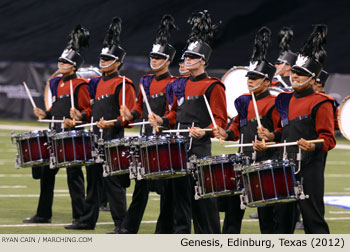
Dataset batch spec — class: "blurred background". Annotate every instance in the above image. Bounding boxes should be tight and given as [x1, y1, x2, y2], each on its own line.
[0, 0, 349, 120]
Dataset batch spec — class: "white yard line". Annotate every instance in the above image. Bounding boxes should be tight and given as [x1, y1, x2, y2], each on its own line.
[0, 193, 159, 198]
[326, 161, 350, 165]
[329, 211, 350, 214]
[0, 185, 27, 189]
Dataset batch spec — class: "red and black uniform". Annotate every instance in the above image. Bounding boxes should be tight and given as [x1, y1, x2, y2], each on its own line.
[119, 72, 176, 234]
[224, 90, 285, 234]
[165, 72, 227, 234]
[35, 73, 90, 222]
[86, 71, 135, 229]
[275, 86, 336, 234]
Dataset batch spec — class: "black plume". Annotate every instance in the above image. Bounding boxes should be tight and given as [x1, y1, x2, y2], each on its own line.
[103, 17, 122, 47]
[67, 25, 90, 51]
[251, 26, 271, 62]
[299, 24, 328, 63]
[278, 26, 294, 54]
[187, 10, 218, 45]
[154, 15, 177, 45]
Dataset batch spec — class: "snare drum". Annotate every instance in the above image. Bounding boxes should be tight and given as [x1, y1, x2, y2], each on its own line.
[191, 154, 249, 199]
[139, 135, 188, 180]
[338, 95, 350, 140]
[50, 130, 95, 168]
[241, 159, 297, 207]
[11, 130, 51, 168]
[102, 137, 139, 177]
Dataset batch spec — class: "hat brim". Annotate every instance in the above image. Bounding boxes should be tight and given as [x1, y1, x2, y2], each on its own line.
[291, 66, 313, 77]
[246, 71, 265, 79]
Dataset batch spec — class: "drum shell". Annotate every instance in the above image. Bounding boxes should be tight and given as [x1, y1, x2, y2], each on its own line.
[12, 130, 51, 168]
[242, 159, 297, 207]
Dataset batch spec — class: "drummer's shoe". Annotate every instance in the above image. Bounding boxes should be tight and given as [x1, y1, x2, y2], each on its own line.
[23, 215, 51, 224]
[106, 227, 120, 234]
[116, 227, 131, 234]
[295, 221, 304, 230]
[64, 222, 94, 230]
[249, 213, 259, 219]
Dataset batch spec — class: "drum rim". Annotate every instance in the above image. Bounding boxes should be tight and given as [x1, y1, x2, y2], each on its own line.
[13, 130, 50, 140]
[221, 66, 249, 82]
[242, 159, 294, 173]
[338, 95, 350, 141]
[51, 129, 92, 139]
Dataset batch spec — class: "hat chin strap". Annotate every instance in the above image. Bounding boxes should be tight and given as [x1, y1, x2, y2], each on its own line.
[275, 62, 286, 75]
[290, 74, 314, 88]
[179, 67, 190, 75]
[150, 55, 169, 70]
[184, 58, 202, 67]
[248, 76, 267, 92]
[57, 63, 74, 70]
[99, 58, 117, 69]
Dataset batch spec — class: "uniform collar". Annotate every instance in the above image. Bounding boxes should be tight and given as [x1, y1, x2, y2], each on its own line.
[102, 71, 119, 81]
[255, 90, 270, 101]
[190, 72, 208, 82]
[62, 73, 77, 82]
[154, 72, 170, 81]
[294, 86, 314, 98]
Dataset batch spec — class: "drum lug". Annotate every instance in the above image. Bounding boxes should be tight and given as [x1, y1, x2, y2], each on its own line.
[15, 154, 20, 169]
[295, 180, 309, 200]
[129, 164, 136, 180]
[11, 132, 16, 144]
[194, 185, 201, 200]
[239, 194, 247, 210]
[137, 165, 144, 180]
[102, 164, 109, 177]
[49, 155, 56, 169]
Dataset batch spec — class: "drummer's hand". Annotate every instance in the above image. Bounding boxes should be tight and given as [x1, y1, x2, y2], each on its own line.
[120, 105, 133, 121]
[148, 113, 163, 127]
[257, 126, 274, 141]
[33, 107, 46, 119]
[297, 138, 315, 152]
[70, 108, 82, 120]
[64, 118, 75, 128]
[189, 126, 205, 139]
[213, 127, 228, 140]
[96, 119, 114, 129]
[253, 140, 268, 152]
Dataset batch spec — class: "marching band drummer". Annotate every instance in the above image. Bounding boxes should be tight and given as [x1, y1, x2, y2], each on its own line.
[65, 17, 136, 232]
[149, 10, 226, 234]
[271, 27, 297, 88]
[24, 26, 91, 225]
[118, 15, 177, 234]
[214, 27, 291, 234]
[254, 25, 336, 234]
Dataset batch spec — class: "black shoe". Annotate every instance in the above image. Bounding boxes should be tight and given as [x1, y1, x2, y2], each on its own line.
[64, 223, 94, 230]
[116, 227, 131, 234]
[249, 213, 258, 219]
[295, 221, 304, 230]
[107, 227, 120, 234]
[23, 215, 51, 224]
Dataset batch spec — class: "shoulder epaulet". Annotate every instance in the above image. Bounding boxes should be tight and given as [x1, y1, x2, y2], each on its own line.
[120, 76, 133, 84]
[316, 92, 334, 100]
[76, 77, 89, 83]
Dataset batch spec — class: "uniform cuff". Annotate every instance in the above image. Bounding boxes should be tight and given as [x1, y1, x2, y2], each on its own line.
[131, 110, 140, 121]
[225, 130, 235, 141]
[314, 142, 324, 152]
[114, 119, 122, 129]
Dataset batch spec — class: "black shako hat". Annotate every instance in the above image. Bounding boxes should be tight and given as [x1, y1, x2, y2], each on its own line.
[59, 25, 90, 69]
[246, 27, 276, 81]
[276, 26, 297, 66]
[316, 69, 329, 86]
[100, 17, 126, 63]
[291, 24, 328, 77]
[149, 15, 177, 62]
[184, 10, 218, 62]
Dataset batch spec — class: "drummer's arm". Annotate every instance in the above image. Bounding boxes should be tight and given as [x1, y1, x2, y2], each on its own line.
[160, 96, 178, 128]
[129, 87, 143, 121]
[270, 108, 282, 142]
[117, 82, 136, 128]
[77, 84, 91, 123]
[207, 85, 228, 138]
[315, 101, 336, 152]
[225, 115, 240, 141]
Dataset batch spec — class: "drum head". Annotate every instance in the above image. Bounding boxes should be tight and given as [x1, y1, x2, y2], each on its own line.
[338, 96, 350, 141]
[44, 67, 101, 110]
[221, 66, 249, 118]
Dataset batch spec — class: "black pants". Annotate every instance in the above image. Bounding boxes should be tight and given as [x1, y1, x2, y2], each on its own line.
[76, 164, 103, 228]
[35, 165, 85, 221]
[104, 174, 127, 228]
[222, 195, 245, 234]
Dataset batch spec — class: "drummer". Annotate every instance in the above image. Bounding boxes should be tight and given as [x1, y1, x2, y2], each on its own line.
[24, 25, 91, 225]
[214, 27, 290, 234]
[119, 15, 177, 234]
[149, 10, 226, 234]
[271, 27, 297, 88]
[254, 25, 336, 234]
[65, 18, 136, 232]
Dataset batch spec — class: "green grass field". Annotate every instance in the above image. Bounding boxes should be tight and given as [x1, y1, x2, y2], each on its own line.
[0, 120, 349, 234]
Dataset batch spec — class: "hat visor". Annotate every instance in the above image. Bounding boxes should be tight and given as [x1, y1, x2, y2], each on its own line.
[291, 66, 312, 77]
[99, 54, 117, 61]
[149, 52, 167, 59]
[246, 71, 265, 79]
[58, 57, 74, 65]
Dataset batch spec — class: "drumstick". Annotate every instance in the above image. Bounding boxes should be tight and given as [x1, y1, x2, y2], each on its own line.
[203, 95, 222, 144]
[163, 128, 213, 133]
[139, 84, 158, 132]
[251, 92, 261, 128]
[23, 82, 37, 108]
[38, 119, 82, 123]
[69, 80, 75, 125]
[265, 139, 324, 148]
[224, 142, 276, 148]
[122, 76, 125, 121]
[75, 119, 118, 128]
[129, 121, 150, 126]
